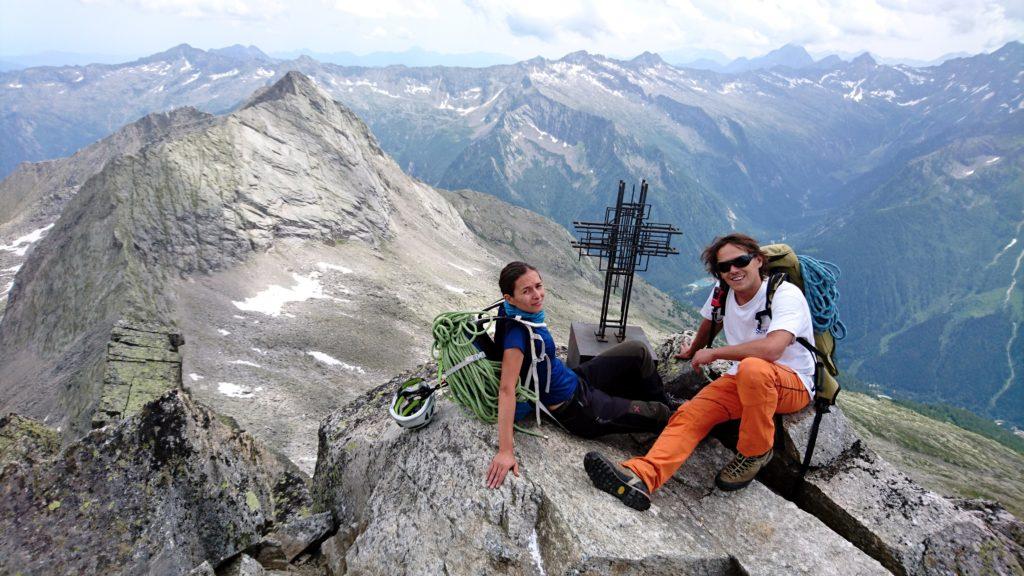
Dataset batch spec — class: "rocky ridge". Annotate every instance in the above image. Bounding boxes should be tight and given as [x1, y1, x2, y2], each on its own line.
[0, 71, 426, 438]
[0, 390, 311, 575]
[0, 106, 213, 316]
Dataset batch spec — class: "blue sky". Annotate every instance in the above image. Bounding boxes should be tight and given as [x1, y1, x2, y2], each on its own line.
[1, 0, 1022, 62]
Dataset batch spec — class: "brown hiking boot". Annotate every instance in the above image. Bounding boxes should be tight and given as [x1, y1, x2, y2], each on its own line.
[715, 449, 773, 491]
[584, 451, 651, 511]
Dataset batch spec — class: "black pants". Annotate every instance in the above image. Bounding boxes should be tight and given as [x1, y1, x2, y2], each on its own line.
[550, 340, 672, 438]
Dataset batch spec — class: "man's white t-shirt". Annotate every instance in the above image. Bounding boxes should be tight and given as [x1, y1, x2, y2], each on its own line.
[699, 279, 816, 395]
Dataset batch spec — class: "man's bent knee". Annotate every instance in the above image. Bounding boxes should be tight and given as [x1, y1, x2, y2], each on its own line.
[736, 357, 773, 378]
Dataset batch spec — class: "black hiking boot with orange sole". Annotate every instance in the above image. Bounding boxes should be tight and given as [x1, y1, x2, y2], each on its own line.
[584, 451, 651, 511]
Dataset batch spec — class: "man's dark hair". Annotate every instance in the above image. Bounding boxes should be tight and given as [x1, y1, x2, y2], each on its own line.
[701, 233, 768, 279]
[499, 261, 539, 296]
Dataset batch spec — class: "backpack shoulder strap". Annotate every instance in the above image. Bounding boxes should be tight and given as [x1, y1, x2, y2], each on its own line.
[755, 273, 787, 333]
[707, 280, 729, 345]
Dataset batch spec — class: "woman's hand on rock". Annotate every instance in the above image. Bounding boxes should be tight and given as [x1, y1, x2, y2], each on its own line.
[486, 450, 519, 489]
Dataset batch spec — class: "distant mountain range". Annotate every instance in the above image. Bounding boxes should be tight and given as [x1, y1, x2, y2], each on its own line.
[0, 50, 140, 71]
[0, 42, 974, 74]
[1, 42, 1021, 430]
[270, 46, 518, 68]
[669, 44, 976, 72]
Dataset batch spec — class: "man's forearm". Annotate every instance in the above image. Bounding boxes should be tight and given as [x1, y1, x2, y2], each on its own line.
[709, 331, 791, 363]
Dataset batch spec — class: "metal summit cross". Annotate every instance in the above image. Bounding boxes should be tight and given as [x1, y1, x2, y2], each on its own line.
[567, 180, 680, 367]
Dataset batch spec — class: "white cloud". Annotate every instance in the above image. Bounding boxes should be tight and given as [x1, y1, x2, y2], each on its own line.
[79, 0, 285, 20]
[46, 0, 1024, 63]
[468, 0, 610, 41]
[332, 0, 437, 19]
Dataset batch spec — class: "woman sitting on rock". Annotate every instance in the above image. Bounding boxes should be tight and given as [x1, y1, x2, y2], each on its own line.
[486, 261, 674, 488]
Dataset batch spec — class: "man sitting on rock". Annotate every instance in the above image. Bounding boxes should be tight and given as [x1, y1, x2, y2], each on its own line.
[584, 233, 815, 510]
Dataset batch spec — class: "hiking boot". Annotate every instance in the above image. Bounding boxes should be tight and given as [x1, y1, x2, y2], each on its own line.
[628, 400, 672, 427]
[584, 451, 651, 511]
[715, 449, 773, 491]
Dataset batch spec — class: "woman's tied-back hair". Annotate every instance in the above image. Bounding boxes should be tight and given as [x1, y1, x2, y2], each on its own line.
[701, 233, 768, 279]
[499, 261, 539, 297]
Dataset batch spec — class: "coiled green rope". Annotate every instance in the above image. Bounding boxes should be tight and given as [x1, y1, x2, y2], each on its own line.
[430, 310, 541, 435]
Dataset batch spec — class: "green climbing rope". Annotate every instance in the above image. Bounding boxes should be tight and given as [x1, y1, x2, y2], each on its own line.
[430, 310, 541, 435]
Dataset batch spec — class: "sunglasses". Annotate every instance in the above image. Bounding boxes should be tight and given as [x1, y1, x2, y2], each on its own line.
[716, 253, 756, 274]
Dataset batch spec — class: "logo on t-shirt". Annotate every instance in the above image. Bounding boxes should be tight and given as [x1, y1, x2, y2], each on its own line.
[754, 326, 768, 335]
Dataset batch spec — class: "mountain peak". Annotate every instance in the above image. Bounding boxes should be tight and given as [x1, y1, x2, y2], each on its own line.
[559, 50, 597, 65]
[851, 52, 877, 66]
[631, 51, 665, 67]
[762, 44, 814, 67]
[210, 44, 273, 62]
[142, 43, 207, 63]
[724, 43, 814, 73]
[993, 41, 1023, 58]
[242, 71, 330, 110]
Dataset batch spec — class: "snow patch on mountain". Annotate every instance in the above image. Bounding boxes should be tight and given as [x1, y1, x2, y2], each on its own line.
[898, 97, 927, 106]
[448, 262, 476, 276]
[718, 82, 743, 95]
[844, 79, 865, 102]
[333, 77, 400, 98]
[307, 351, 366, 374]
[232, 272, 328, 317]
[209, 69, 239, 81]
[317, 262, 353, 274]
[0, 224, 55, 257]
[404, 84, 432, 95]
[217, 382, 256, 398]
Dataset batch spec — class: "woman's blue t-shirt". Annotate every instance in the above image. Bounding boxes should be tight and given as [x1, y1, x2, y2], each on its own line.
[501, 322, 579, 421]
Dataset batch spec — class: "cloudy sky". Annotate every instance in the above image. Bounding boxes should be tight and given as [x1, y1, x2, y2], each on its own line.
[1, 0, 1022, 62]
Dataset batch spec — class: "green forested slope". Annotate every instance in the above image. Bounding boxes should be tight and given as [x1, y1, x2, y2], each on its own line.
[842, 391, 1024, 518]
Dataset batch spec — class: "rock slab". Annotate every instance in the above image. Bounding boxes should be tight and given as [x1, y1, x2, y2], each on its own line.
[311, 370, 887, 575]
[0, 390, 306, 576]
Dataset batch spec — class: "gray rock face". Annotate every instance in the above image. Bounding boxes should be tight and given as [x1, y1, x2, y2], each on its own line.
[0, 72, 402, 437]
[220, 554, 267, 576]
[92, 322, 185, 428]
[245, 511, 335, 568]
[311, 371, 887, 575]
[0, 412, 59, 468]
[796, 442, 1024, 576]
[0, 106, 213, 232]
[0, 390, 306, 576]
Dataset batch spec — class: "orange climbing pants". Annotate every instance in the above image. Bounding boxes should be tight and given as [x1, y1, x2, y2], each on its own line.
[623, 357, 810, 493]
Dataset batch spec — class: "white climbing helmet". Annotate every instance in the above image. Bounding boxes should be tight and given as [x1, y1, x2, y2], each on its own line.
[389, 378, 437, 430]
